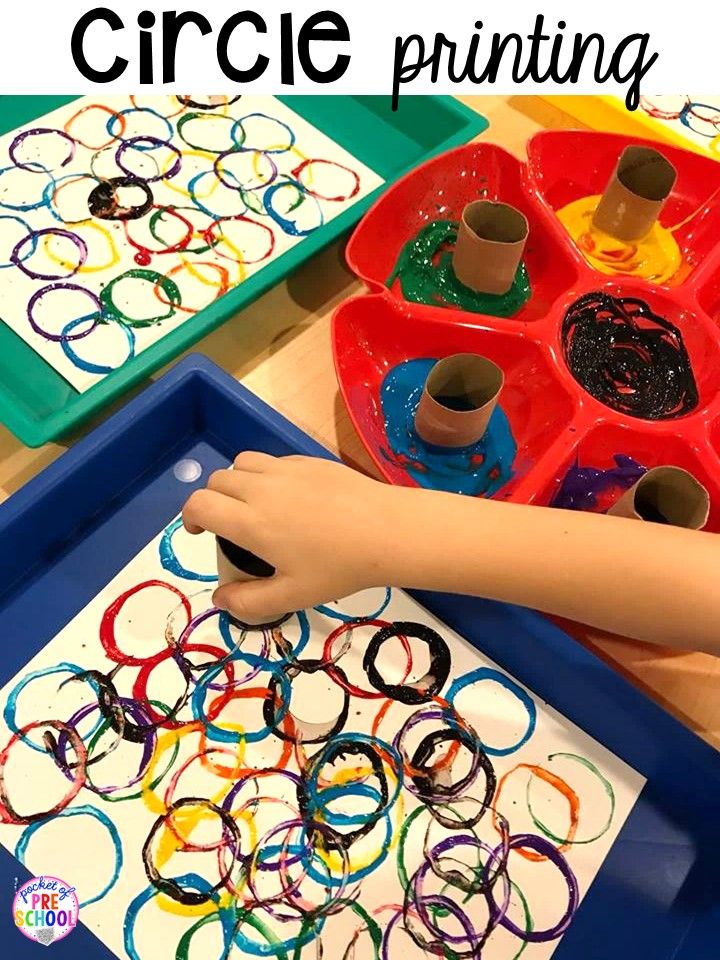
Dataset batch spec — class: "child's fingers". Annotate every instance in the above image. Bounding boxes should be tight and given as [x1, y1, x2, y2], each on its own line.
[280, 454, 330, 469]
[213, 576, 294, 624]
[182, 489, 259, 547]
[207, 468, 258, 501]
[233, 451, 275, 473]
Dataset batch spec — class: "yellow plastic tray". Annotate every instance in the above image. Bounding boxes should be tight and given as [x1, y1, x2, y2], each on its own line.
[542, 95, 720, 160]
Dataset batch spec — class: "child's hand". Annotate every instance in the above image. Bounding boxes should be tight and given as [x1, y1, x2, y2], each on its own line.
[182, 452, 403, 623]
[183, 450, 720, 653]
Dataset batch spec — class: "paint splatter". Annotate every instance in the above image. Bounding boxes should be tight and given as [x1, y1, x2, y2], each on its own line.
[561, 291, 698, 420]
[380, 357, 517, 496]
[387, 219, 531, 317]
[550, 454, 647, 512]
[556, 195, 682, 284]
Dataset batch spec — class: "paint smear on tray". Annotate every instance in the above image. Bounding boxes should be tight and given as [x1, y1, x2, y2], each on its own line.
[380, 357, 517, 496]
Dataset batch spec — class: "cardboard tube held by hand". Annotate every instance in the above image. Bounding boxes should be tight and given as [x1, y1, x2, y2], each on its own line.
[414, 353, 504, 449]
[216, 536, 274, 586]
[607, 466, 709, 530]
[452, 200, 529, 296]
[592, 146, 677, 242]
[216, 536, 280, 627]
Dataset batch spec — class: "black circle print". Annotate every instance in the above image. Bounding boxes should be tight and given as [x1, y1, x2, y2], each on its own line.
[363, 621, 450, 704]
[176, 95, 242, 111]
[88, 176, 154, 221]
[561, 291, 698, 420]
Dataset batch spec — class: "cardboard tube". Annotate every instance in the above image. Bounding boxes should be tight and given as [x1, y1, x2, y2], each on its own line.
[592, 146, 677, 242]
[414, 353, 504, 448]
[607, 466, 709, 530]
[216, 537, 274, 586]
[216, 537, 282, 627]
[452, 200, 529, 296]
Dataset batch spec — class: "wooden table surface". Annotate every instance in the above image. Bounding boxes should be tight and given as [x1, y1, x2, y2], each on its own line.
[1, 95, 718, 750]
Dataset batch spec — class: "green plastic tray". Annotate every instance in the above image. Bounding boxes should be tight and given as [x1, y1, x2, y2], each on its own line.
[0, 95, 487, 447]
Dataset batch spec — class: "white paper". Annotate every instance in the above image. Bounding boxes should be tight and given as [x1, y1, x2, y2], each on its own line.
[637, 95, 720, 155]
[0, 519, 645, 959]
[0, 95, 383, 392]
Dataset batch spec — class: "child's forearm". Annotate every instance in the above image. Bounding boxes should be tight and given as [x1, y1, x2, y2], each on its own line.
[182, 454, 718, 653]
[385, 487, 720, 653]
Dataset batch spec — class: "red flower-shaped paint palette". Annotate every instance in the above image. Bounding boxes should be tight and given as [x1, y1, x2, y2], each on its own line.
[332, 131, 720, 531]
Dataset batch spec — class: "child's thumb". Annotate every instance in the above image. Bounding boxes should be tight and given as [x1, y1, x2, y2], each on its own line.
[213, 577, 292, 625]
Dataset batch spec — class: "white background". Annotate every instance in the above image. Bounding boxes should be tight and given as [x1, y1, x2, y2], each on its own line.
[0, 1, 715, 98]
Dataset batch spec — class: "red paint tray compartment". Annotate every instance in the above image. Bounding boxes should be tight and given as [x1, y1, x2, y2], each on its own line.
[333, 131, 720, 531]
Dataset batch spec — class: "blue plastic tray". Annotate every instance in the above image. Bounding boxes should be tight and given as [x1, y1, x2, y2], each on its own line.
[0, 354, 718, 959]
